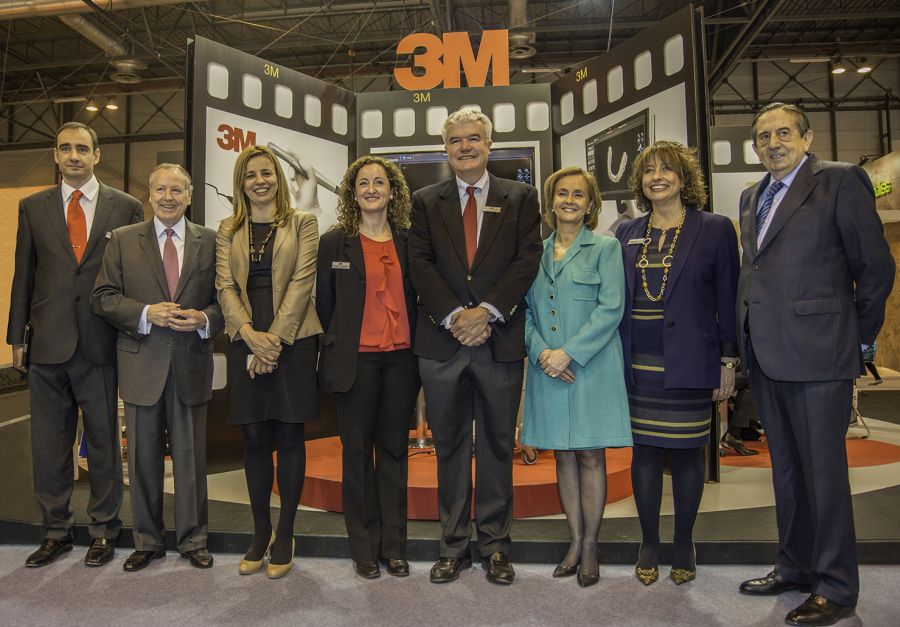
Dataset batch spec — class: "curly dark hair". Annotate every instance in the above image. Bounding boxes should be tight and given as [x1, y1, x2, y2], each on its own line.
[627, 140, 708, 213]
[333, 155, 412, 235]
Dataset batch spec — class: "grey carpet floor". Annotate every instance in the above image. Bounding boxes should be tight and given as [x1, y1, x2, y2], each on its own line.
[0, 546, 898, 626]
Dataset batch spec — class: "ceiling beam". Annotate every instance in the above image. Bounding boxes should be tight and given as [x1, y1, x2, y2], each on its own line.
[708, 0, 787, 92]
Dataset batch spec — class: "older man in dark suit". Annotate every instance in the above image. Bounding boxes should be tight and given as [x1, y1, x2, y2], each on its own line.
[408, 109, 542, 585]
[736, 103, 894, 625]
[92, 164, 223, 572]
[7, 122, 143, 568]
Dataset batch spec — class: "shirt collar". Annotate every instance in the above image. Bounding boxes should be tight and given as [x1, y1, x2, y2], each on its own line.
[153, 215, 186, 240]
[456, 170, 489, 196]
[61, 175, 99, 203]
[769, 154, 809, 190]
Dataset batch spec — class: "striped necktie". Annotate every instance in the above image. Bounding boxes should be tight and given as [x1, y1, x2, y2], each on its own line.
[755, 180, 784, 239]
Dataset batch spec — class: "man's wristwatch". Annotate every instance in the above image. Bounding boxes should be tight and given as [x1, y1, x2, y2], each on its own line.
[721, 358, 740, 369]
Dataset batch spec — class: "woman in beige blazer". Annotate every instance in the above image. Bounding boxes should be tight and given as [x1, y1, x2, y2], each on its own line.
[215, 145, 322, 579]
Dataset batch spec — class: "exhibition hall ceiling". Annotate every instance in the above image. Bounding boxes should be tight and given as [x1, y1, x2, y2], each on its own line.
[1, 1, 897, 100]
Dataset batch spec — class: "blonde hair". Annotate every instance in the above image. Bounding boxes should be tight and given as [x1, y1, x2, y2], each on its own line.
[627, 141, 708, 213]
[333, 156, 412, 235]
[543, 166, 601, 231]
[223, 145, 294, 233]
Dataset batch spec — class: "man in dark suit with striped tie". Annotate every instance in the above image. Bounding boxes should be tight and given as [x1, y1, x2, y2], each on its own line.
[736, 103, 894, 626]
[7, 122, 143, 568]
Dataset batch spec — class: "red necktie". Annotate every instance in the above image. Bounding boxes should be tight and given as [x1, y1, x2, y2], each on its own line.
[463, 186, 478, 269]
[163, 228, 179, 300]
[66, 189, 87, 263]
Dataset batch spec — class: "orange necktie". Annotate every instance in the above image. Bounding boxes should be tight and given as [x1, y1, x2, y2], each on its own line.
[67, 189, 87, 263]
[463, 186, 478, 269]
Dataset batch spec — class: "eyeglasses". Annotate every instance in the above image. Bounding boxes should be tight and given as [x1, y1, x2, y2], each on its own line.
[754, 128, 806, 147]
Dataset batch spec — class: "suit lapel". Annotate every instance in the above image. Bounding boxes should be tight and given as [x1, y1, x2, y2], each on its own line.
[233, 219, 250, 292]
[435, 179, 469, 270]
[757, 158, 817, 257]
[391, 224, 409, 278]
[622, 217, 647, 301]
[472, 174, 507, 271]
[174, 220, 201, 301]
[82, 182, 113, 263]
[539, 234, 554, 279]
[344, 232, 365, 279]
[664, 209, 700, 303]
[139, 220, 171, 298]
[553, 227, 593, 276]
[271, 215, 289, 258]
[46, 187, 78, 265]
[742, 177, 767, 258]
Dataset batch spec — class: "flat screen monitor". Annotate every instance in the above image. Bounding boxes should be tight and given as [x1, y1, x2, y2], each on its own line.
[584, 109, 649, 201]
[380, 147, 536, 194]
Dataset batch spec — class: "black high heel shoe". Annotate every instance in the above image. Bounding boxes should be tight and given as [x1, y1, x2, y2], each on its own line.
[670, 543, 696, 585]
[634, 543, 659, 586]
[577, 569, 600, 588]
[552, 563, 577, 578]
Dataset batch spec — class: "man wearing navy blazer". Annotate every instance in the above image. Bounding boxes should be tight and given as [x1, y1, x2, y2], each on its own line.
[7, 122, 143, 568]
[408, 109, 542, 584]
[736, 103, 894, 625]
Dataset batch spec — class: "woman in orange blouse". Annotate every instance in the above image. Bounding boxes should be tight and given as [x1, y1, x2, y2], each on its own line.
[316, 156, 419, 579]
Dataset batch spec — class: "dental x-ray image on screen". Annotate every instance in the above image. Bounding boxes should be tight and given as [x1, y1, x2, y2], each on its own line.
[584, 109, 649, 201]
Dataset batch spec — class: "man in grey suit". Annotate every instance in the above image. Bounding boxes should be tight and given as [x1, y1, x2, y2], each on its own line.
[736, 103, 894, 626]
[7, 122, 143, 568]
[92, 164, 223, 572]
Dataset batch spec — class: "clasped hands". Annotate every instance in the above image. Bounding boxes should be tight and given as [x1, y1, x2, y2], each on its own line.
[147, 302, 206, 332]
[539, 348, 575, 383]
[240, 323, 282, 379]
[450, 306, 492, 346]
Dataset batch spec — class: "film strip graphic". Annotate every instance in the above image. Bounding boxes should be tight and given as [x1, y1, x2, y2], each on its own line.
[551, 6, 697, 138]
[357, 84, 554, 196]
[710, 125, 766, 174]
[188, 36, 356, 227]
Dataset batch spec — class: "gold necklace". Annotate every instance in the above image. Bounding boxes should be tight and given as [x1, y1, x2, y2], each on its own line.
[638, 208, 685, 302]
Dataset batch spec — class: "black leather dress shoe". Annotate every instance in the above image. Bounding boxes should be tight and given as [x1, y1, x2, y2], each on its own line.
[354, 561, 381, 579]
[552, 563, 577, 578]
[25, 538, 73, 568]
[123, 550, 166, 572]
[721, 433, 759, 456]
[382, 558, 410, 577]
[430, 557, 472, 583]
[740, 570, 811, 595]
[84, 538, 115, 567]
[785, 594, 855, 626]
[482, 552, 515, 585]
[180, 548, 214, 569]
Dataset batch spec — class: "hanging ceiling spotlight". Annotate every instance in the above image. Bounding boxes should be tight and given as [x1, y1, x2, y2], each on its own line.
[105, 97, 119, 110]
[85, 98, 100, 111]
[857, 59, 873, 74]
[831, 63, 846, 75]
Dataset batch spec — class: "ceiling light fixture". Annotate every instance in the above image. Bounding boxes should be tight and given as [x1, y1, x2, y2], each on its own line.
[85, 98, 100, 112]
[831, 64, 846, 75]
[857, 59, 873, 73]
[105, 97, 119, 110]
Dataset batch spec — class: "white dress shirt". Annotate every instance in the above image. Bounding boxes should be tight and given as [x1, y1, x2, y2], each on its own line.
[441, 171, 503, 327]
[138, 216, 209, 337]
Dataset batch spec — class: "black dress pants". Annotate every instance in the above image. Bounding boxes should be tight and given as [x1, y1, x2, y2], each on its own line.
[335, 349, 418, 563]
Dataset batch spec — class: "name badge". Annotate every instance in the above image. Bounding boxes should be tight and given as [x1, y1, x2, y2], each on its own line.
[331, 261, 351, 270]
[627, 238, 648, 246]
[106, 231, 112, 239]
[483, 205, 501, 213]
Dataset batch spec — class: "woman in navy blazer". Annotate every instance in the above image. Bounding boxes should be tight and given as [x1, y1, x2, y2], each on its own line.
[614, 141, 739, 586]
[316, 156, 419, 580]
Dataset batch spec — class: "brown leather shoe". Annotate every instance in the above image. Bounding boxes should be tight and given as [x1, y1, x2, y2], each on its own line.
[25, 538, 73, 568]
[785, 594, 855, 626]
[84, 538, 116, 567]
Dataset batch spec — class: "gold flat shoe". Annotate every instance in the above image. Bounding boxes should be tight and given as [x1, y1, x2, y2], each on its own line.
[670, 567, 696, 585]
[239, 531, 275, 575]
[635, 564, 659, 586]
[266, 538, 295, 579]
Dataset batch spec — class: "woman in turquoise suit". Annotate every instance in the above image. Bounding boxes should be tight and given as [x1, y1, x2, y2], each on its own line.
[521, 166, 631, 588]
